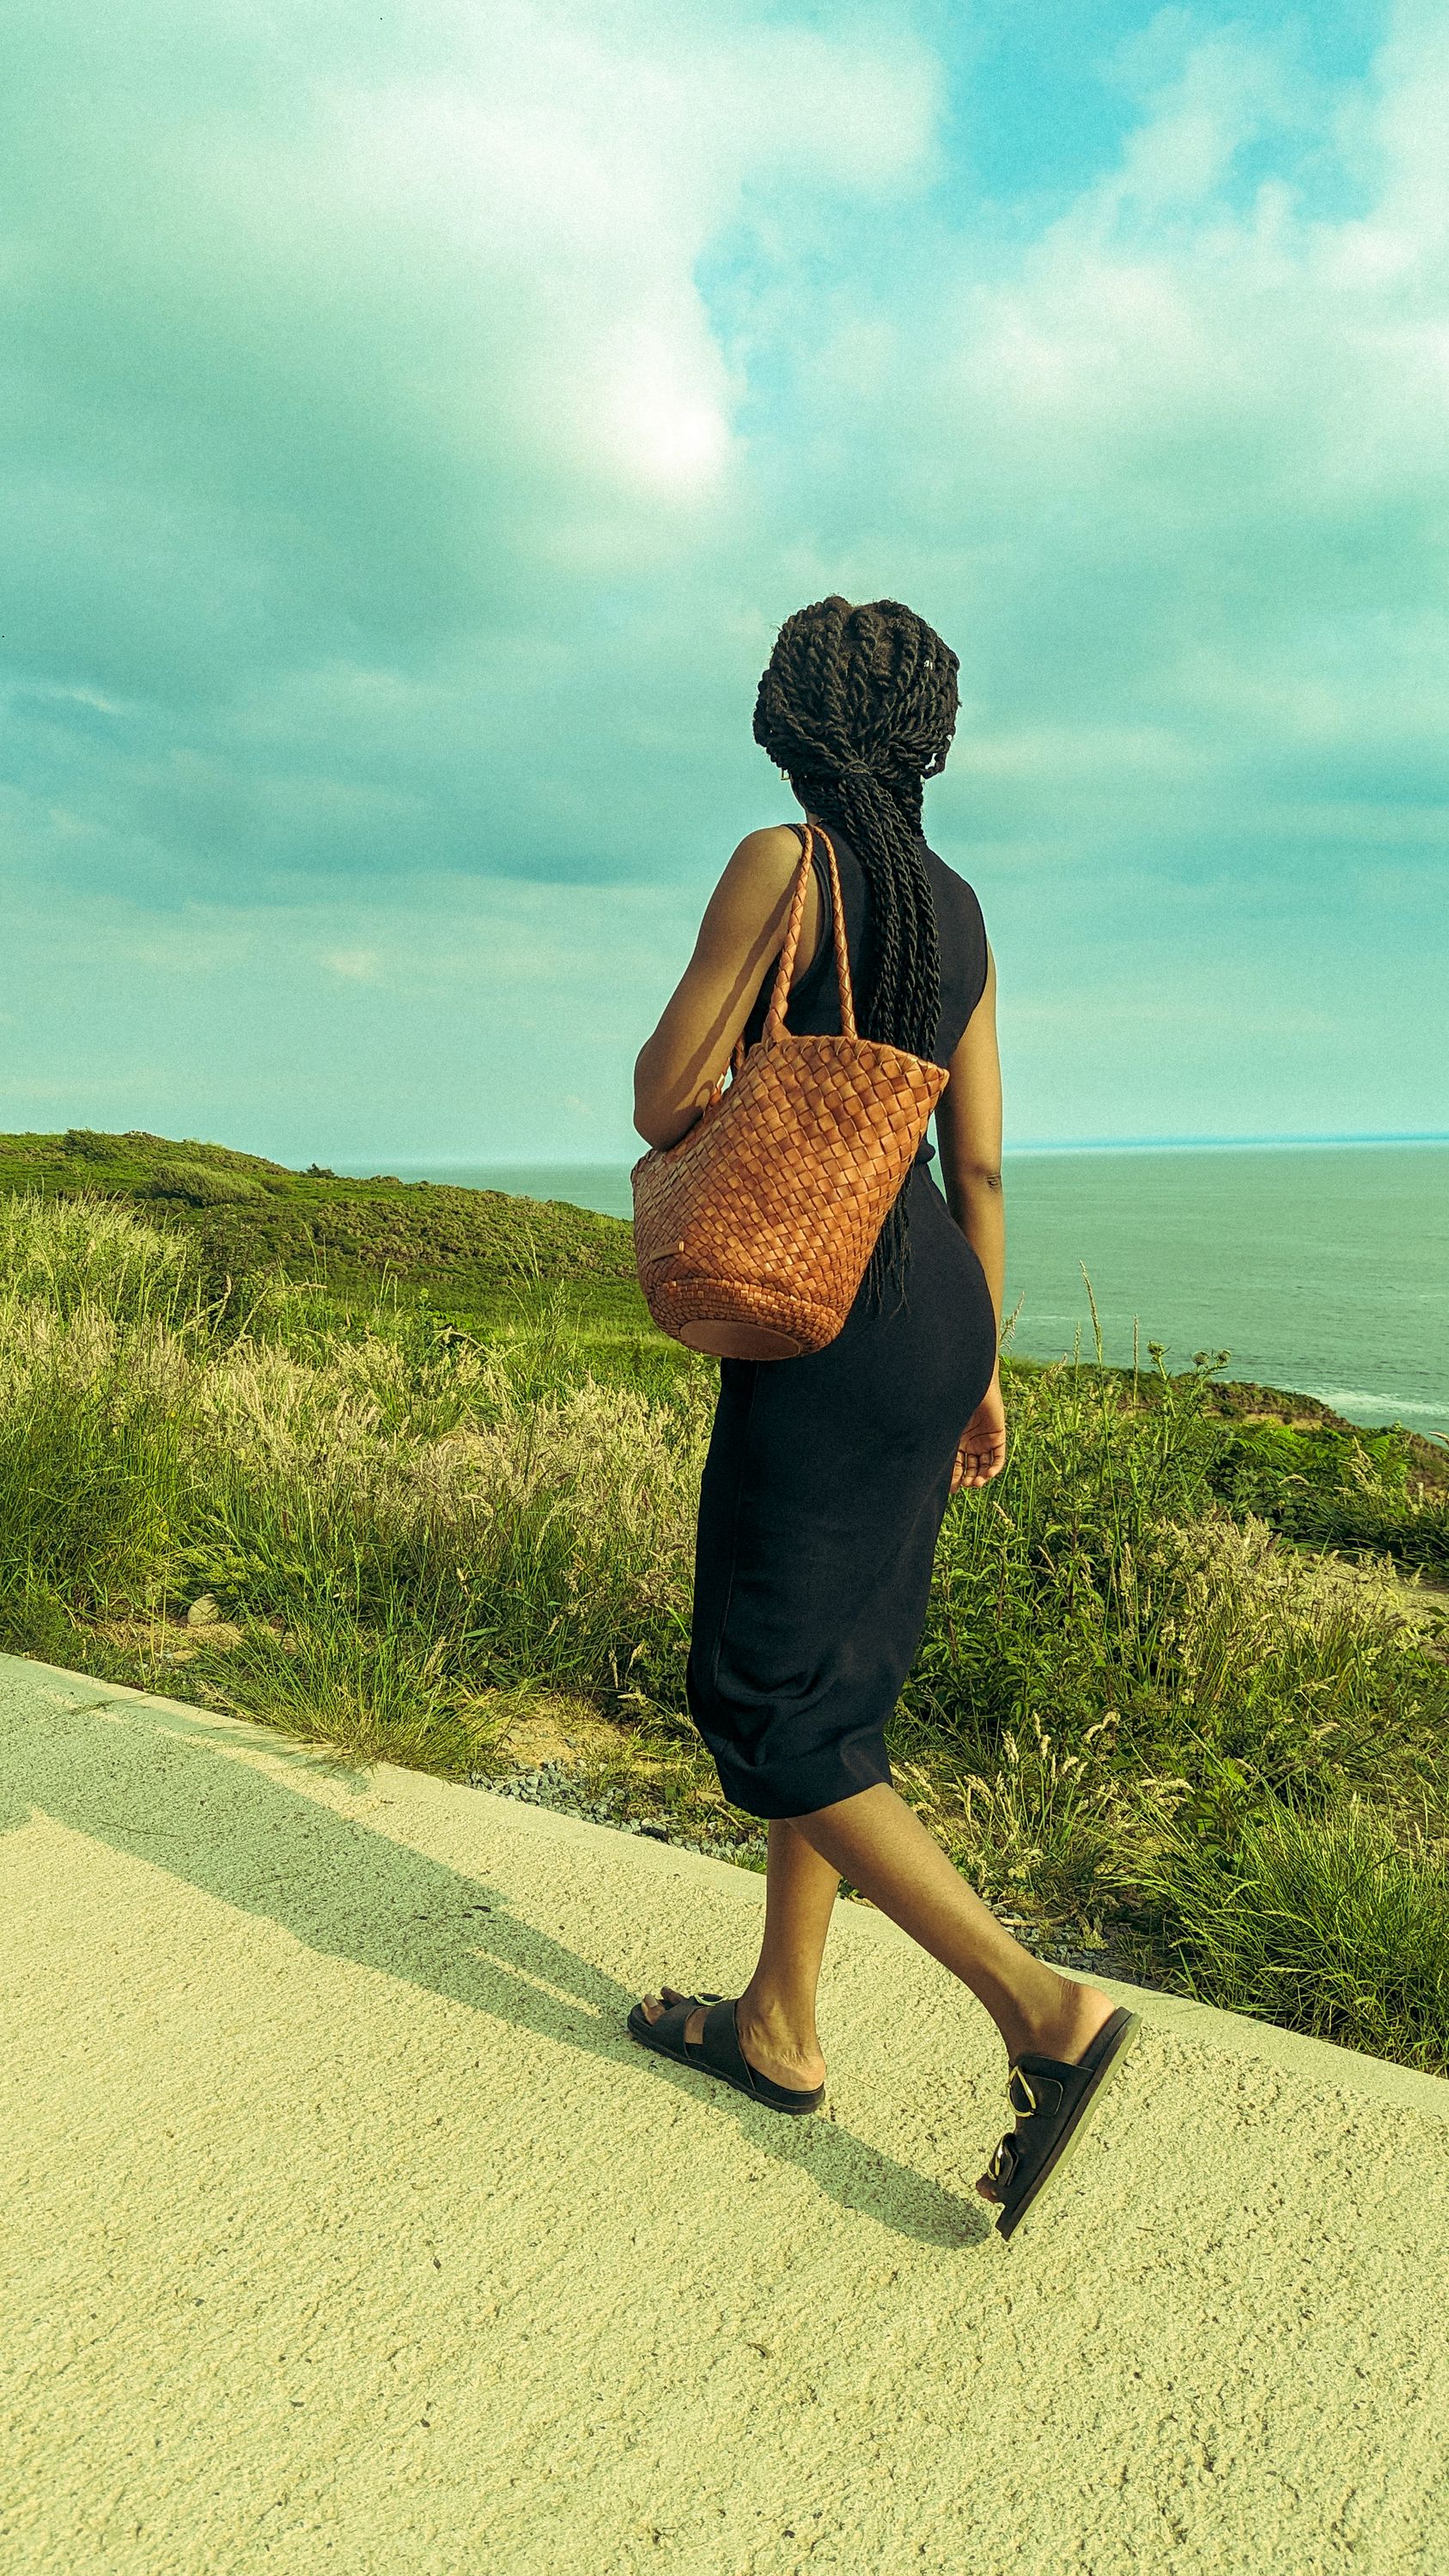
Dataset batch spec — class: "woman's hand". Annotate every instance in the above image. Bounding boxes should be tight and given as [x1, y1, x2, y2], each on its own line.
[951, 1368, 1008, 1492]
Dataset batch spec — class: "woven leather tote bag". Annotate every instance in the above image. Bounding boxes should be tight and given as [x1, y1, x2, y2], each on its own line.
[630, 823, 949, 1360]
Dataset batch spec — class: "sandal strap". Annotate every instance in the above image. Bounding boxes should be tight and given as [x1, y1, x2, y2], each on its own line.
[1008, 2014, 1135, 2123]
[642, 1992, 823, 2110]
[696, 1997, 753, 2090]
[647, 1994, 709, 2051]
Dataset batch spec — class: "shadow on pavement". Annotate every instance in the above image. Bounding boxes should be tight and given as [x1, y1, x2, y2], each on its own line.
[2, 1675, 996, 2250]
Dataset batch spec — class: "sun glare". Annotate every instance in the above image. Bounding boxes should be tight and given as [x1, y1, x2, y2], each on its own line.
[603, 323, 731, 496]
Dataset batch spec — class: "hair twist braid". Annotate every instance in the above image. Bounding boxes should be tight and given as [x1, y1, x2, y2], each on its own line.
[751, 595, 960, 1304]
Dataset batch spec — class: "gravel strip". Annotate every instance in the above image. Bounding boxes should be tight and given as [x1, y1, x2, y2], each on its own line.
[467, 1762, 769, 1867]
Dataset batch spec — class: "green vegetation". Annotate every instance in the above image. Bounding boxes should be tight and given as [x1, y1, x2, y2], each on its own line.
[1, 1130, 1447, 2076]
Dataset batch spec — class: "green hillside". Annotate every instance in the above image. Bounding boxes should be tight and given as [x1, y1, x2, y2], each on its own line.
[0, 1127, 642, 1338]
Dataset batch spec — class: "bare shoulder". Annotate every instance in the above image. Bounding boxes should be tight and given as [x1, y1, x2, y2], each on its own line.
[697, 822, 806, 936]
[725, 822, 806, 887]
[682, 820, 816, 981]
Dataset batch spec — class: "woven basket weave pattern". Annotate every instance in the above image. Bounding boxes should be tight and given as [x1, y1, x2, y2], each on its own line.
[631, 824, 948, 1359]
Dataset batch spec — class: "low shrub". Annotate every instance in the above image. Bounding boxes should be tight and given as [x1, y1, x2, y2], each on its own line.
[150, 1158, 268, 1207]
[0, 1302, 193, 1625]
[1129, 1762, 1449, 2076]
[1210, 1419, 1449, 1576]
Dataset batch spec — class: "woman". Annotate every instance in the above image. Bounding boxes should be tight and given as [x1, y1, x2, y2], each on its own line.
[629, 597, 1137, 2239]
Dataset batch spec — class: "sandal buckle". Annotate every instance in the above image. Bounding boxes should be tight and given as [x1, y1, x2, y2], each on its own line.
[1009, 2064, 1064, 2120]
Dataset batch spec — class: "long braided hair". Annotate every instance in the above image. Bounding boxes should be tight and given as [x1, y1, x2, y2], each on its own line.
[752, 595, 960, 1306]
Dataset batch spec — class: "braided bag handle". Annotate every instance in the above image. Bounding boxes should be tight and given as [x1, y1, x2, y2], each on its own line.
[764, 823, 854, 1043]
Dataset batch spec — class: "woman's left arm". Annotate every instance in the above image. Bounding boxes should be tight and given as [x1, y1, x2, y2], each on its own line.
[934, 942, 1008, 1489]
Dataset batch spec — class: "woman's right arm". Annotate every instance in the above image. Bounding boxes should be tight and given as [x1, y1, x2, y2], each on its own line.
[633, 827, 819, 1151]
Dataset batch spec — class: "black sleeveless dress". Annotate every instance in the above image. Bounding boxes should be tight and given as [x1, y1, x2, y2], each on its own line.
[685, 820, 998, 1820]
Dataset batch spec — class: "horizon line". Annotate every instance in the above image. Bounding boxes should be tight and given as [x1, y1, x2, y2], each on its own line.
[345, 1128, 1449, 1165]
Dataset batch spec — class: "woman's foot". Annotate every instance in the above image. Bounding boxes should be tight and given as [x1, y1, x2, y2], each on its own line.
[637, 1986, 827, 2093]
[977, 1978, 1120, 2204]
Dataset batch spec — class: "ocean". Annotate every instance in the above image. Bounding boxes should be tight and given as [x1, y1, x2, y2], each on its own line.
[335, 1140, 1449, 1442]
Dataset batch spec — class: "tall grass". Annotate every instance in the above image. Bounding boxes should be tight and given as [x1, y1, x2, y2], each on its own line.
[1133, 1763, 1449, 2076]
[0, 1303, 192, 1619]
[0, 1218, 709, 1760]
[2, 1196, 1447, 2072]
[0, 1191, 201, 1325]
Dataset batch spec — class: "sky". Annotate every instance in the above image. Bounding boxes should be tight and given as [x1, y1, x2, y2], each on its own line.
[3, 0, 1446, 1163]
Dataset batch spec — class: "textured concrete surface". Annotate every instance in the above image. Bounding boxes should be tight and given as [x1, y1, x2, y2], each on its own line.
[3, 1653, 1448, 2576]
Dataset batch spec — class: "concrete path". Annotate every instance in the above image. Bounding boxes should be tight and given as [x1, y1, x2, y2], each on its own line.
[3, 1655, 1448, 2575]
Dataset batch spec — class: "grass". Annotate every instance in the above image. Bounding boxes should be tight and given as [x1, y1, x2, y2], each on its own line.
[1, 1157, 1447, 2075]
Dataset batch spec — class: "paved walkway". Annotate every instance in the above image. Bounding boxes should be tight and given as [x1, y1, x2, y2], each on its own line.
[3, 1654, 1447, 2573]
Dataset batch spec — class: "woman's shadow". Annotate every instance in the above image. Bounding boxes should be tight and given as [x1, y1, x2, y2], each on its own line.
[1, 1670, 994, 2247]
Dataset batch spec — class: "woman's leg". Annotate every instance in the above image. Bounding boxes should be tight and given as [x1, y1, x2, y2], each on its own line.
[790, 1781, 1116, 2071]
[791, 1783, 1120, 2202]
[637, 1816, 838, 2088]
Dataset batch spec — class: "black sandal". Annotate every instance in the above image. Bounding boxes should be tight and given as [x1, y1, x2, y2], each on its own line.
[626, 1990, 825, 2115]
[983, 2005, 1141, 2240]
